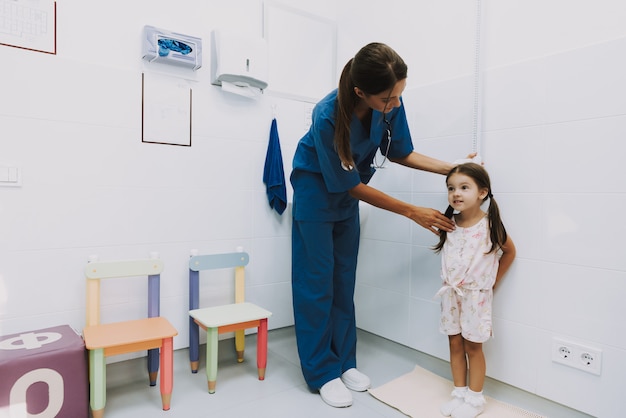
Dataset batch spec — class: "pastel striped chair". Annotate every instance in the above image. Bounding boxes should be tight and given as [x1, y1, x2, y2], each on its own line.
[188, 250, 272, 393]
[82, 254, 178, 418]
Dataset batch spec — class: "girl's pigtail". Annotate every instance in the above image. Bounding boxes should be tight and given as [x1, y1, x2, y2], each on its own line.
[486, 195, 508, 254]
[432, 205, 455, 253]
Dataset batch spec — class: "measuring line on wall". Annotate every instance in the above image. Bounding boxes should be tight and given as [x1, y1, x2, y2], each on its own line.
[472, 0, 485, 155]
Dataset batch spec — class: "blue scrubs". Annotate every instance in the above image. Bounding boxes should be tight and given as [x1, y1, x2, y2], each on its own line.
[290, 89, 414, 390]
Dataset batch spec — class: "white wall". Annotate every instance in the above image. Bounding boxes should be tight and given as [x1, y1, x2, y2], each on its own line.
[1, 1, 625, 416]
[0, 0, 336, 352]
[345, 1, 626, 417]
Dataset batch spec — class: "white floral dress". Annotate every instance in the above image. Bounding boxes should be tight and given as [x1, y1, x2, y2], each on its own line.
[435, 215, 500, 343]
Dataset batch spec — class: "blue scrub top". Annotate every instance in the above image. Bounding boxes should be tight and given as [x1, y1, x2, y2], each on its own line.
[291, 89, 414, 222]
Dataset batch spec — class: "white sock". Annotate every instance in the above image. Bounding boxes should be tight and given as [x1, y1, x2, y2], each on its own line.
[465, 389, 485, 405]
[440, 386, 467, 416]
[451, 389, 485, 418]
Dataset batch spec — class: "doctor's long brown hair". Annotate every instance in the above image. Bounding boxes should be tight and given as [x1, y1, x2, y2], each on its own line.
[433, 163, 508, 254]
[335, 43, 407, 169]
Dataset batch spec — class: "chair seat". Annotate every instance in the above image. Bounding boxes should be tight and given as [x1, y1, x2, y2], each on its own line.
[83, 317, 178, 350]
[189, 302, 272, 328]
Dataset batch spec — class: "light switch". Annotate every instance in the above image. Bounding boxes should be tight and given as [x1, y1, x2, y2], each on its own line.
[0, 166, 22, 187]
[8, 167, 18, 182]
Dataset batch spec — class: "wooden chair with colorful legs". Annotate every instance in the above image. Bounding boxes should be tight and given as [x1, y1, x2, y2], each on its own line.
[188, 249, 272, 393]
[82, 253, 178, 418]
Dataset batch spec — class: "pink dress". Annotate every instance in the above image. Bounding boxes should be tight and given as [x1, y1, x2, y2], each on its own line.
[435, 215, 499, 343]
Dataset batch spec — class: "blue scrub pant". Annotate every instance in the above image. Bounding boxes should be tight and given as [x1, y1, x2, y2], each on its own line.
[291, 214, 360, 390]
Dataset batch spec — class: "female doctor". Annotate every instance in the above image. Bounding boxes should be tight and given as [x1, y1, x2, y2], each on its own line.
[290, 42, 468, 408]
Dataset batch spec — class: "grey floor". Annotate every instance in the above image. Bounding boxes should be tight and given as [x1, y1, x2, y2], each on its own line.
[101, 326, 592, 418]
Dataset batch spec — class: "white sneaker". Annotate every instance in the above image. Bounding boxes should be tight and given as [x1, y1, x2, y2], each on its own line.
[341, 368, 371, 392]
[319, 378, 352, 408]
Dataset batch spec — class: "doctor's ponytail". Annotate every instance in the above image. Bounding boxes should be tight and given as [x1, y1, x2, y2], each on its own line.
[334, 43, 407, 170]
[335, 59, 357, 169]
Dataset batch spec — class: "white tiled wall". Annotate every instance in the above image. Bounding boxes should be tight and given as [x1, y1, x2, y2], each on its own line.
[355, 3, 626, 416]
[0, 0, 335, 350]
[2, 0, 625, 416]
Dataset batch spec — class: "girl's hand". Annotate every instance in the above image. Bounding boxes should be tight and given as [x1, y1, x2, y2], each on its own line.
[410, 206, 455, 235]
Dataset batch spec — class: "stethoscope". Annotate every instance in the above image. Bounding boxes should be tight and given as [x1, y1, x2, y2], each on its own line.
[370, 116, 392, 169]
[341, 114, 392, 172]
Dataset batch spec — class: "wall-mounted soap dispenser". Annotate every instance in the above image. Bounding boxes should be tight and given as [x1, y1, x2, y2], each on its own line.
[211, 30, 269, 95]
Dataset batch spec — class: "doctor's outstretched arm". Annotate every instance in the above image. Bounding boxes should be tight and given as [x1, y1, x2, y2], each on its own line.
[349, 183, 454, 235]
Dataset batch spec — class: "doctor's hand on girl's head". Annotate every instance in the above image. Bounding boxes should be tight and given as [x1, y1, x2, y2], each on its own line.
[409, 206, 455, 235]
[453, 152, 484, 166]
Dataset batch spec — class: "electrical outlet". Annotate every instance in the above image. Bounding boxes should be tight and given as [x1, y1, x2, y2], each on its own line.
[557, 345, 571, 359]
[552, 338, 602, 375]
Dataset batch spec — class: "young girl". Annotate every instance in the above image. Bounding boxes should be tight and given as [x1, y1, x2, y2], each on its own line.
[433, 163, 516, 418]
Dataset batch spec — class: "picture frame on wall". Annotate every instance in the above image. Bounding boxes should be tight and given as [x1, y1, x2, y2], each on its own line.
[0, 0, 57, 54]
[141, 72, 192, 147]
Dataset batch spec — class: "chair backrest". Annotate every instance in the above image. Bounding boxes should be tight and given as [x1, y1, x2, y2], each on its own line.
[189, 252, 249, 305]
[85, 256, 164, 327]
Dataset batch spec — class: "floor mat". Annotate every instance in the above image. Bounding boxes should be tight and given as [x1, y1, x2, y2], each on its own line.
[368, 365, 546, 418]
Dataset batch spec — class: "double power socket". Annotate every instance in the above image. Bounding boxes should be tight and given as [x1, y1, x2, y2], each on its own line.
[552, 338, 602, 375]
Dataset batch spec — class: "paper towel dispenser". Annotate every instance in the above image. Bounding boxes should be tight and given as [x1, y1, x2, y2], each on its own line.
[142, 25, 202, 71]
[211, 30, 269, 92]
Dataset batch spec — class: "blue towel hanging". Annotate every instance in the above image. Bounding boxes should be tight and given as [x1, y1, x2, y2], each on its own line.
[263, 118, 287, 215]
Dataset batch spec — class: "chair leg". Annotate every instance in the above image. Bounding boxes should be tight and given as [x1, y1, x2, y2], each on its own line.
[148, 348, 159, 386]
[189, 270, 200, 373]
[235, 329, 245, 363]
[189, 317, 199, 373]
[206, 327, 218, 393]
[160, 337, 174, 410]
[89, 348, 106, 418]
[257, 318, 268, 380]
